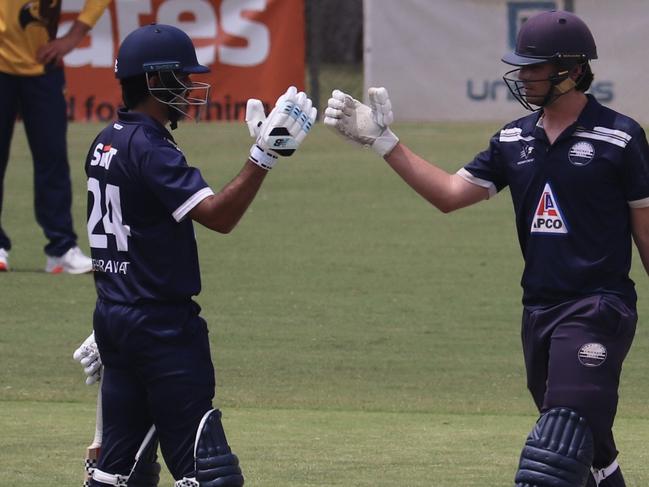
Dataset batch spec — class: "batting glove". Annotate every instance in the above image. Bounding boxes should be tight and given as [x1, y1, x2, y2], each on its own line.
[323, 87, 399, 157]
[73, 332, 102, 385]
[245, 86, 317, 170]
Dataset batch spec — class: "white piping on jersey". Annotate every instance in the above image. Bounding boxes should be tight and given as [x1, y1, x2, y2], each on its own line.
[456, 168, 497, 198]
[172, 187, 215, 222]
[574, 126, 632, 148]
[629, 196, 649, 208]
[501, 125, 632, 148]
[499, 127, 535, 143]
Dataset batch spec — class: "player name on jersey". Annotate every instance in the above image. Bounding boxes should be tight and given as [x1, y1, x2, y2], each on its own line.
[530, 182, 568, 234]
[92, 258, 130, 275]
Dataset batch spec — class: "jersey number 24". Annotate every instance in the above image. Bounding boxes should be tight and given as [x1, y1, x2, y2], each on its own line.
[87, 178, 131, 252]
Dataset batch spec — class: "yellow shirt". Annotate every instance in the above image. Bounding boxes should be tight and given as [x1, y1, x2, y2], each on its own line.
[0, 0, 111, 76]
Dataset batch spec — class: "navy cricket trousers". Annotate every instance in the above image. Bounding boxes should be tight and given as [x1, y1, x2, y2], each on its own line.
[522, 294, 636, 468]
[0, 68, 77, 256]
[92, 298, 216, 482]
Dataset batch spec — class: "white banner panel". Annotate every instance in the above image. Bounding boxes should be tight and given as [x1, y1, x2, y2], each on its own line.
[364, 0, 649, 124]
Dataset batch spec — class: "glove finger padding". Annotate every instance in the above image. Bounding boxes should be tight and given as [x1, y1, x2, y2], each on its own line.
[323, 107, 342, 125]
[80, 353, 98, 366]
[302, 107, 317, 144]
[275, 85, 298, 108]
[368, 87, 394, 126]
[254, 86, 317, 160]
[83, 359, 101, 385]
[327, 95, 345, 112]
[245, 99, 265, 138]
[341, 94, 357, 117]
[73, 332, 97, 361]
[323, 87, 399, 157]
[73, 331, 103, 385]
[323, 91, 348, 127]
[283, 91, 307, 137]
[266, 89, 297, 132]
[85, 370, 101, 385]
[331, 89, 346, 102]
[291, 94, 316, 145]
[83, 358, 101, 375]
[323, 90, 350, 128]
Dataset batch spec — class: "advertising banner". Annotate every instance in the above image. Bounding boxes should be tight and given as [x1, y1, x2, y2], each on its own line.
[364, 0, 649, 124]
[61, 0, 305, 122]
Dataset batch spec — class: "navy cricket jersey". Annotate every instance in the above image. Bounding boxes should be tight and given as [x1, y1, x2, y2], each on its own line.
[459, 95, 649, 307]
[85, 109, 214, 304]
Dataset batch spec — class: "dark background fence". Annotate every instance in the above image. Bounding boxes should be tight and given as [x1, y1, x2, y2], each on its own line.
[305, 0, 363, 116]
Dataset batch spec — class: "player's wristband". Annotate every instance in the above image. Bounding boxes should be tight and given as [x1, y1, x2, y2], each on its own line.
[371, 128, 399, 157]
[249, 144, 278, 170]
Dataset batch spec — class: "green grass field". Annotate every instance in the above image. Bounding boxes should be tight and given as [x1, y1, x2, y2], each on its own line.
[1, 121, 649, 486]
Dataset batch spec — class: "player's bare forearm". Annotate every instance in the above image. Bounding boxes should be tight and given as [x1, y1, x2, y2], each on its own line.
[631, 206, 649, 276]
[384, 143, 488, 213]
[323, 87, 485, 211]
[189, 161, 268, 233]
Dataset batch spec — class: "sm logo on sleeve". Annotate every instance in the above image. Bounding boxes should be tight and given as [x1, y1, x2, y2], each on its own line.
[90, 143, 118, 170]
[531, 182, 568, 234]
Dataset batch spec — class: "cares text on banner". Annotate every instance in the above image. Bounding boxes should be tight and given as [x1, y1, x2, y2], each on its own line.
[61, 0, 305, 122]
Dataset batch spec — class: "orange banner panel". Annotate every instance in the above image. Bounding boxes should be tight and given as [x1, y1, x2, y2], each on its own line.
[61, 0, 305, 122]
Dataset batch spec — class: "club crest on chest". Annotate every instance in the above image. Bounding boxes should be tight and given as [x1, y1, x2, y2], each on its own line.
[569, 141, 595, 166]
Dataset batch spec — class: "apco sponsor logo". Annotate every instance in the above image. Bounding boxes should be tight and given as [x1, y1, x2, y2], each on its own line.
[568, 141, 595, 166]
[90, 143, 118, 170]
[531, 182, 568, 234]
[578, 342, 607, 367]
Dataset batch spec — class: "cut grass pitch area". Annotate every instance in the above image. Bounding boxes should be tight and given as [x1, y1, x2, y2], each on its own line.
[2, 403, 649, 486]
[1, 121, 648, 485]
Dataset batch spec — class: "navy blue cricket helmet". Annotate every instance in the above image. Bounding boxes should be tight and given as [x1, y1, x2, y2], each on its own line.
[502, 10, 597, 67]
[115, 23, 210, 79]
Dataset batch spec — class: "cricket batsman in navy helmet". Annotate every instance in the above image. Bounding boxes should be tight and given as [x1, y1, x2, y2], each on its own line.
[324, 9, 649, 487]
[82, 23, 316, 486]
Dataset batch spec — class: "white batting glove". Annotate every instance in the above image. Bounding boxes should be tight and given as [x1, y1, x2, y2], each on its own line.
[246, 86, 317, 170]
[323, 87, 399, 157]
[73, 332, 102, 385]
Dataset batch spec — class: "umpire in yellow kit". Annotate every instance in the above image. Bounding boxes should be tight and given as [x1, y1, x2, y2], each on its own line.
[0, 0, 109, 273]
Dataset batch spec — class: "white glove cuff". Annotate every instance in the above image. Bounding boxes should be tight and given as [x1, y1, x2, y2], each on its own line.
[249, 144, 278, 170]
[371, 128, 399, 157]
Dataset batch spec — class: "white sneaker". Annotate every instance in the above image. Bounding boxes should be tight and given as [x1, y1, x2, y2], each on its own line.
[0, 248, 8, 271]
[45, 246, 93, 274]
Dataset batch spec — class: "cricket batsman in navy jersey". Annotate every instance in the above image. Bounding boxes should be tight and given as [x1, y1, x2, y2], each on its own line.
[324, 10, 649, 487]
[80, 23, 317, 487]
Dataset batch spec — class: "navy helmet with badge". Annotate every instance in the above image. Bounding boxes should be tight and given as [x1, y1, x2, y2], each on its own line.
[502, 10, 597, 67]
[115, 23, 210, 79]
[115, 23, 211, 128]
[501, 10, 598, 111]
